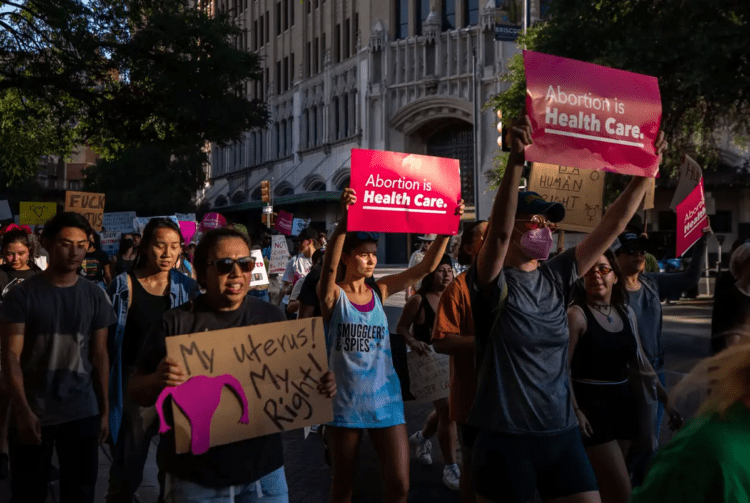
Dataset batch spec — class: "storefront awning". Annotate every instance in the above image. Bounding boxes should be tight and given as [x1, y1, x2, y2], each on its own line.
[218, 191, 342, 213]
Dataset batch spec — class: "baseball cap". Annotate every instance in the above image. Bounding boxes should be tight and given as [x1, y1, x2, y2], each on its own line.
[612, 232, 650, 254]
[516, 192, 565, 223]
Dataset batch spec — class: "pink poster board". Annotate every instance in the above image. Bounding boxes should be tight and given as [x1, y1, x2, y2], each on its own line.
[199, 212, 226, 233]
[348, 149, 461, 235]
[275, 210, 293, 236]
[179, 221, 197, 245]
[676, 179, 708, 257]
[523, 50, 662, 177]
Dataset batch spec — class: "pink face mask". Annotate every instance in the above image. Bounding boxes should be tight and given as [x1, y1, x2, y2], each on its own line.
[519, 227, 554, 261]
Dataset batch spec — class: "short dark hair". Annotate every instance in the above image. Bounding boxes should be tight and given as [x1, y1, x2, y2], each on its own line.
[193, 227, 253, 288]
[417, 255, 454, 296]
[41, 212, 92, 242]
[134, 218, 182, 270]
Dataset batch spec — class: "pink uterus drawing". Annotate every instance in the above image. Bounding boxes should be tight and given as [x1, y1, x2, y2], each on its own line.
[156, 374, 250, 455]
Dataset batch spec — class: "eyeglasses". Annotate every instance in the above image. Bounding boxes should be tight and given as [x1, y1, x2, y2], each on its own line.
[584, 265, 613, 277]
[519, 214, 558, 232]
[356, 232, 381, 240]
[621, 246, 646, 256]
[207, 257, 254, 275]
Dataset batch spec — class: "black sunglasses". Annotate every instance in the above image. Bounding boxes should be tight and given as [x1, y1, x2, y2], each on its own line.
[356, 232, 381, 240]
[621, 246, 646, 256]
[207, 257, 254, 275]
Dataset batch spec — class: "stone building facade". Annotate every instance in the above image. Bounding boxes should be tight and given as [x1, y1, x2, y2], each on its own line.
[199, 0, 544, 263]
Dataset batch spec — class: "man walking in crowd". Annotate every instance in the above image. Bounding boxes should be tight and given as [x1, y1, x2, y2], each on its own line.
[0, 212, 116, 503]
[405, 234, 435, 300]
[277, 227, 320, 313]
[467, 114, 666, 503]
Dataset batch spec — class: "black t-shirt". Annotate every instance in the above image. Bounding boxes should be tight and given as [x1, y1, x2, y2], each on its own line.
[136, 295, 287, 487]
[122, 274, 171, 367]
[0, 265, 38, 300]
[297, 265, 322, 317]
[80, 250, 110, 282]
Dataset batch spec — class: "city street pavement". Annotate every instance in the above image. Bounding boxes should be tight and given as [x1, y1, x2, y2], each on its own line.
[0, 269, 715, 502]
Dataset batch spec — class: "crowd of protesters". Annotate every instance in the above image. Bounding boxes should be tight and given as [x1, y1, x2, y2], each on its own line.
[0, 112, 747, 503]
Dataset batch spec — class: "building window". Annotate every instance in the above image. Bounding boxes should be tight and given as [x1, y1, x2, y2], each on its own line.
[259, 15, 264, 46]
[312, 106, 318, 145]
[265, 10, 269, 43]
[283, 56, 288, 92]
[287, 118, 293, 155]
[334, 24, 340, 63]
[442, 0, 455, 30]
[464, 0, 478, 26]
[254, 20, 258, 49]
[290, 53, 294, 88]
[276, 60, 281, 94]
[289, 0, 294, 26]
[395, 0, 408, 39]
[276, 2, 281, 35]
[416, 0, 429, 35]
[313, 37, 319, 74]
[333, 97, 340, 139]
[342, 93, 349, 137]
[305, 42, 311, 77]
[344, 19, 350, 59]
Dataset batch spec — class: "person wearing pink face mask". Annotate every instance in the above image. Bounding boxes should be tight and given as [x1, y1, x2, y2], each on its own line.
[467, 114, 668, 503]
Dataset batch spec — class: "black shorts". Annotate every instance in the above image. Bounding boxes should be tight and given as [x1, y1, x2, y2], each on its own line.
[472, 427, 598, 503]
[573, 380, 637, 447]
[458, 423, 479, 456]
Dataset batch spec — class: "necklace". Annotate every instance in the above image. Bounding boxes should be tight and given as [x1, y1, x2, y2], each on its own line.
[588, 302, 614, 323]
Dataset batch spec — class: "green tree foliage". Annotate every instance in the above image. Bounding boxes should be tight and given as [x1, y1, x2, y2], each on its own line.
[1, 0, 266, 193]
[488, 0, 750, 180]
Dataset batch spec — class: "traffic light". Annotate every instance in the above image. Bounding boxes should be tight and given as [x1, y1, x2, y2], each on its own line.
[262, 213, 278, 228]
[261, 180, 271, 203]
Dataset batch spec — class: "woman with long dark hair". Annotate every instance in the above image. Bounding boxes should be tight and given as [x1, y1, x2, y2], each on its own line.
[318, 188, 461, 503]
[106, 218, 198, 503]
[397, 254, 459, 490]
[113, 233, 137, 276]
[568, 249, 680, 503]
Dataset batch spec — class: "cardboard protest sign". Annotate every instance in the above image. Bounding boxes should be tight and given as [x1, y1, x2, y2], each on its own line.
[670, 155, 703, 211]
[524, 50, 662, 177]
[175, 213, 197, 222]
[676, 179, 708, 257]
[164, 317, 332, 453]
[269, 235, 290, 274]
[65, 191, 105, 231]
[527, 164, 605, 232]
[103, 212, 137, 233]
[19, 202, 57, 226]
[199, 213, 226, 233]
[0, 200, 12, 221]
[179, 221, 197, 245]
[348, 149, 461, 235]
[275, 210, 293, 236]
[291, 218, 310, 236]
[249, 249, 269, 287]
[641, 178, 656, 211]
[407, 349, 450, 404]
[100, 231, 121, 257]
[133, 216, 180, 235]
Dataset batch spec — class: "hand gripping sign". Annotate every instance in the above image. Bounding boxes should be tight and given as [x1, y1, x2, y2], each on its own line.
[348, 149, 461, 235]
[524, 50, 662, 177]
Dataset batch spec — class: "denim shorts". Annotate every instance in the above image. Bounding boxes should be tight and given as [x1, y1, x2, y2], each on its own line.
[165, 466, 288, 503]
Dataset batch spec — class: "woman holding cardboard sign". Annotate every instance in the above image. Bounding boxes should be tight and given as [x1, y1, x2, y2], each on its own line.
[318, 188, 463, 503]
[129, 227, 337, 503]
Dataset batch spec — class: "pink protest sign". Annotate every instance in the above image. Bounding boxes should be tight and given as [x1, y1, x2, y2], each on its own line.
[348, 149, 461, 235]
[179, 221, 197, 244]
[523, 50, 662, 177]
[275, 210, 293, 236]
[199, 212, 226, 233]
[676, 179, 708, 257]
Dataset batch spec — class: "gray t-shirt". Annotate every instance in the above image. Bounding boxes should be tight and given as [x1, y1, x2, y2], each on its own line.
[0, 274, 117, 426]
[468, 247, 579, 434]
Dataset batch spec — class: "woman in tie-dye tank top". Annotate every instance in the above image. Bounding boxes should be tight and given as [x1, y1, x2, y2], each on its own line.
[318, 188, 462, 503]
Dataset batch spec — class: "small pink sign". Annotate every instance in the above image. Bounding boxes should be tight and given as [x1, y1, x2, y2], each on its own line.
[275, 210, 293, 236]
[199, 212, 226, 233]
[524, 50, 662, 177]
[676, 179, 708, 257]
[348, 149, 461, 235]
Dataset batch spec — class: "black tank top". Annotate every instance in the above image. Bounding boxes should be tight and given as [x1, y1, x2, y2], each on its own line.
[413, 295, 437, 344]
[122, 273, 171, 367]
[570, 303, 637, 382]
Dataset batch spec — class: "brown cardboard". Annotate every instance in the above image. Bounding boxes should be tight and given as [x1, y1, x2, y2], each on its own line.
[407, 349, 450, 404]
[528, 164, 605, 233]
[64, 191, 105, 231]
[165, 317, 333, 454]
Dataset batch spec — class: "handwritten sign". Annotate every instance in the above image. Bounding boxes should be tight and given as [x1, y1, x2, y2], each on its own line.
[407, 349, 450, 403]
[670, 155, 703, 211]
[249, 249, 270, 286]
[524, 50, 662, 177]
[676, 179, 708, 257]
[165, 317, 332, 453]
[0, 200, 12, 221]
[133, 216, 180, 235]
[275, 210, 293, 236]
[269, 235, 290, 275]
[65, 191, 105, 231]
[100, 231, 121, 257]
[349, 149, 461, 235]
[19, 202, 57, 226]
[291, 218, 310, 236]
[103, 212, 137, 233]
[199, 212, 226, 233]
[527, 163, 605, 232]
